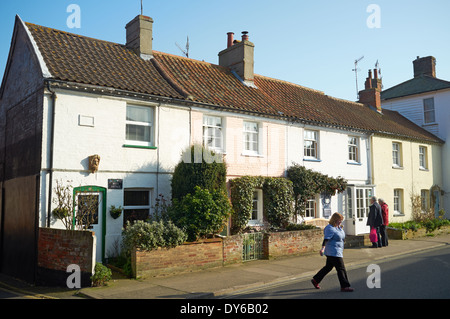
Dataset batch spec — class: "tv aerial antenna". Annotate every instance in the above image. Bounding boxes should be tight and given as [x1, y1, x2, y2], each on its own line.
[176, 36, 190, 58]
[375, 59, 383, 89]
[140, 0, 144, 15]
[352, 56, 364, 100]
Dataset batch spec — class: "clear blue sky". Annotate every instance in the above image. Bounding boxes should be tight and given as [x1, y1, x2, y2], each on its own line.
[1, 0, 450, 102]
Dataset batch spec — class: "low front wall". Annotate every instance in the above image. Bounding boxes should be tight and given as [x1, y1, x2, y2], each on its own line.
[387, 225, 450, 240]
[37, 228, 95, 287]
[132, 238, 224, 278]
[132, 229, 327, 279]
[265, 229, 322, 259]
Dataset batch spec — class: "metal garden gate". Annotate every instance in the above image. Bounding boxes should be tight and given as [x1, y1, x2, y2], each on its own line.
[242, 232, 264, 261]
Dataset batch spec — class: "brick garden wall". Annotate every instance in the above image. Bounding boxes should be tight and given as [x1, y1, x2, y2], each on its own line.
[265, 229, 323, 259]
[132, 238, 224, 278]
[132, 229, 329, 279]
[36, 228, 95, 287]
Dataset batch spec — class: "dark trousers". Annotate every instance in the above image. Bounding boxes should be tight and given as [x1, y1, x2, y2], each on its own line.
[379, 225, 388, 247]
[313, 256, 351, 288]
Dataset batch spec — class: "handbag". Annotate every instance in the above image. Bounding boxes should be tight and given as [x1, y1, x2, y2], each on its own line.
[369, 227, 377, 243]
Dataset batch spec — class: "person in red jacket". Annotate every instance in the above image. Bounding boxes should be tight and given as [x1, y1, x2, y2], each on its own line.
[378, 198, 389, 247]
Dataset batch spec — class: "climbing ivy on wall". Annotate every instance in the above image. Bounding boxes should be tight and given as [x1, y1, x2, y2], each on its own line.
[229, 176, 294, 234]
[286, 164, 347, 216]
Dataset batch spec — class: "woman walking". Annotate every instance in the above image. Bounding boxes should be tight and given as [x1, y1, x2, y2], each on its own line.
[311, 213, 354, 292]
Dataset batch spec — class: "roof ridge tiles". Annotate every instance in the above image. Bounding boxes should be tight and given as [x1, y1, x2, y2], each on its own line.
[25, 22, 126, 48]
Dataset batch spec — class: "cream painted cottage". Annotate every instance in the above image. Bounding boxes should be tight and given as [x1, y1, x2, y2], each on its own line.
[381, 56, 450, 219]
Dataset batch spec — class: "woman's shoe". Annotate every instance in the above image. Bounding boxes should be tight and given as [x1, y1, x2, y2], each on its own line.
[311, 279, 320, 289]
[341, 287, 354, 292]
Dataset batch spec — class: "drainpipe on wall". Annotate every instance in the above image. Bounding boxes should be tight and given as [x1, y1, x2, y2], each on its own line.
[46, 81, 56, 228]
[368, 133, 374, 186]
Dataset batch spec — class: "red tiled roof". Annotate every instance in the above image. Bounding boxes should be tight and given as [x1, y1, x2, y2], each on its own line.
[26, 22, 184, 99]
[25, 21, 443, 144]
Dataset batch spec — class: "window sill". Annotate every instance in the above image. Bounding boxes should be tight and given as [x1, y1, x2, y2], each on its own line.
[419, 167, 429, 172]
[304, 158, 322, 163]
[123, 144, 157, 150]
[392, 165, 403, 170]
[393, 212, 405, 217]
[347, 161, 362, 166]
[241, 152, 264, 158]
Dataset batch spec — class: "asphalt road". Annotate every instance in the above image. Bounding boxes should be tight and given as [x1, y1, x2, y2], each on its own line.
[224, 245, 450, 299]
[0, 286, 27, 299]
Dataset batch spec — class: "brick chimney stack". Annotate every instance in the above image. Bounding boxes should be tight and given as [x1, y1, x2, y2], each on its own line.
[359, 69, 382, 113]
[219, 31, 255, 86]
[413, 56, 436, 78]
[126, 15, 154, 60]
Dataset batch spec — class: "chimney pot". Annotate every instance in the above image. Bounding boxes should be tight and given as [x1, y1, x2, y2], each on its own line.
[242, 31, 249, 41]
[227, 32, 234, 48]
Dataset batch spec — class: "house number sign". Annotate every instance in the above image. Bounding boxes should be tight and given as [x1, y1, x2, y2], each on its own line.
[108, 179, 123, 189]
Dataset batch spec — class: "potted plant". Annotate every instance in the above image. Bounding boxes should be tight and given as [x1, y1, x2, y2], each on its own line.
[109, 205, 123, 219]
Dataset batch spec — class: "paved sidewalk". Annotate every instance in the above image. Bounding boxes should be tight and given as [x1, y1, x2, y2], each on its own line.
[1, 234, 449, 299]
[80, 233, 450, 299]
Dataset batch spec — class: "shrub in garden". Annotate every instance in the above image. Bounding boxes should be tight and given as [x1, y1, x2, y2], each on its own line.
[170, 186, 232, 242]
[91, 262, 112, 287]
[171, 144, 227, 201]
[121, 220, 187, 255]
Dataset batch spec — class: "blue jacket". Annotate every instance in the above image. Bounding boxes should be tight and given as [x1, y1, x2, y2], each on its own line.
[323, 224, 346, 258]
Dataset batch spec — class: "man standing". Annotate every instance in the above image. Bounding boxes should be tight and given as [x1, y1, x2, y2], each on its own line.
[378, 198, 389, 247]
[367, 196, 383, 248]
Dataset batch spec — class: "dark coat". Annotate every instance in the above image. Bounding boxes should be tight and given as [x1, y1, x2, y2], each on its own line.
[367, 201, 383, 228]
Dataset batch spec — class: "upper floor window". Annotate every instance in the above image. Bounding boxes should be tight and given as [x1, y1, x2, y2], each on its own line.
[348, 136, 360, 163]
[126, 105, 154, 146]
[304, 130, 319, 159]
[423, 98, 435, 124]
[392, 142, 402, 168]
[243, 121, 259, 155]
[419, 146, 428, 170]
[203, 115, 223, 152]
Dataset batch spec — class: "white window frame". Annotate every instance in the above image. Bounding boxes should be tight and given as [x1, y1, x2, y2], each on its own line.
[125, 105, 154, 147]
[304, 130, 319, 160]
[348, 136, 360, 163]
[392, 142, 402, 168]
[423, 98, 436, 124]
[305, 197, 317, 219]
[203, 115, 224, 152]
[355, 188, 372, 219]
[393, 189, 403, 215]
[346, 187, 353, 219]
[248, 189, 263, 226]
[243, 121, 260, 155]
[419, 146, 428, 170]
